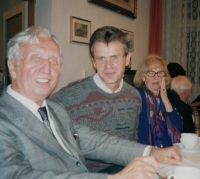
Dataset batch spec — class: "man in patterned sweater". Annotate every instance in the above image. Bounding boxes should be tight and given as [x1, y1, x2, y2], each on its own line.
[50, 26, 142, 173]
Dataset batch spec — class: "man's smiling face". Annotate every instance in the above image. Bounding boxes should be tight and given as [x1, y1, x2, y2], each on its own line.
[8, 36, 61, 106]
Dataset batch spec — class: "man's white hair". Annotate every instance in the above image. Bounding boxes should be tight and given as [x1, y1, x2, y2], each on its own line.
[171, 75, 192, 93]
[7, 26, 62, 61]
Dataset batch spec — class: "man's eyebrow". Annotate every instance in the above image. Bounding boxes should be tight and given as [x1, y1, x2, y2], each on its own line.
[28, 50, 42, 54]
[29, 50, 60, 57]
[50, 53, 61, 58]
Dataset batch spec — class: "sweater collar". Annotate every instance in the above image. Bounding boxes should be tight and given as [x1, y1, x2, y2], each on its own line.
[93, 73, 123, 93]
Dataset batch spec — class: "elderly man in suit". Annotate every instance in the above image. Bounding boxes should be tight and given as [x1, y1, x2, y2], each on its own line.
[0, 26, 182, 179]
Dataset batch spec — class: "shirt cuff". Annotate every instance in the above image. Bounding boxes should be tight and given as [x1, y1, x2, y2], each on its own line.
[143, 146, 152, 156]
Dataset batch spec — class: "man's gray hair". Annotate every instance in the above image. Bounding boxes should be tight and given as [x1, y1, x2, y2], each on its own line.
[7, 26, 62, 60]
[171, 75, 192, 93]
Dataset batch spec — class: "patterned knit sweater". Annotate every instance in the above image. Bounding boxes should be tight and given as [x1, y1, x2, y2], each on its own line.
[50, 75, 142, 172]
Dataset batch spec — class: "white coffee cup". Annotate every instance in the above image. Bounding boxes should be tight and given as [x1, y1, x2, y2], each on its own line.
[167, 166, 200, 179]
[180, 133, 198, 149]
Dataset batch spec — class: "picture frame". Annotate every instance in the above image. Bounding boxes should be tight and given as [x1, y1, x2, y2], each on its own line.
[88, 0, 137, 19]
[70, 16, 91, 44]
[120, 28, 134, 52]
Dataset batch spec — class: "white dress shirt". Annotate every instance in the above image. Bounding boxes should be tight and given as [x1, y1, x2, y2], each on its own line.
[93, 73, 123, 93]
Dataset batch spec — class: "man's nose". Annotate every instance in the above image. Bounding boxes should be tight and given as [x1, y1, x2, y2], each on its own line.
[40, 60, 51, 73]
[104, 59, 112, 67]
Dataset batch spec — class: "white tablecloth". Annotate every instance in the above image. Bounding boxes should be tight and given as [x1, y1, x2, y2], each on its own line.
[155, 142, 200, 179]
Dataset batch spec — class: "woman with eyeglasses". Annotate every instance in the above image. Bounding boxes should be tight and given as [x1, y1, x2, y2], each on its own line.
[133, 54, 182, 148]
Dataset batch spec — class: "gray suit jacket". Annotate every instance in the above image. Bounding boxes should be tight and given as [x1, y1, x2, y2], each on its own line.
[0, 90, 146, 179]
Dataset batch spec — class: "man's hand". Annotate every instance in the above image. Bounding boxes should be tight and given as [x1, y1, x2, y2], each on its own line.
[154, 146, 182, 165]
[108, 156, 158, 179]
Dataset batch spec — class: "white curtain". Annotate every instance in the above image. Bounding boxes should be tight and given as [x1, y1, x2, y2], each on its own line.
[162, 0, 200, 101]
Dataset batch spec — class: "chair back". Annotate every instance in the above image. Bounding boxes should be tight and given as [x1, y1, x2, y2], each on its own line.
[191, 102, 200, 136]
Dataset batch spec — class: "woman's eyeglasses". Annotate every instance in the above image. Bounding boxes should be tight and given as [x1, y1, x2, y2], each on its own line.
[146, 71, 166, 77]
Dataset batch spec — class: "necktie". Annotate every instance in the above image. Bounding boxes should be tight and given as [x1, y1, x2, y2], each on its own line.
[38, 106, 52, 133]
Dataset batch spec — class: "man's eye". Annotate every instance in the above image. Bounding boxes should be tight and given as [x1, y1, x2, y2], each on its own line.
[32, 57, 38, 61]
[98, 57, 105, 61]
[111, 55, 118, 60]
[49, 58, 57, 65]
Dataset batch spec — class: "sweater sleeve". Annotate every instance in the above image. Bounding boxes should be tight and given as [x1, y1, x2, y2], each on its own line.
[167, 109, 183, 132]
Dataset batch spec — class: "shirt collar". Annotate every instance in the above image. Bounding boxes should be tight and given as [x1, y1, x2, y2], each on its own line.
[6, 85, 48, 122]
[93, 73, 123, 93]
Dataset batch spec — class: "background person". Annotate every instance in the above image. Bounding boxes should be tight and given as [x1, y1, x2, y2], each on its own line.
[167, 62, 186, 78]
[167, 62, 195, 133]
[50, 26, 142, 173]
[167, 76, 195, 133]
[134, 54, 182, 148]
[0, 25, 182, 179]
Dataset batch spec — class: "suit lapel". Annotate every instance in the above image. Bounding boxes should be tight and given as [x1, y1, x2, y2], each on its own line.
[20, 111, 67, 153]
[48, 105, 82, 159]
[21, 106, 83, 156]
[1, 91, 67, 154]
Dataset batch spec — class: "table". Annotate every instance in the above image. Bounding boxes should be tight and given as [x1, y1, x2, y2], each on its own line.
[155, 141, 200, 179]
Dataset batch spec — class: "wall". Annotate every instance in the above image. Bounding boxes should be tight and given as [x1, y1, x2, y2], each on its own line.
[36, 0, 150, 92]
[35, 0, 52, 31]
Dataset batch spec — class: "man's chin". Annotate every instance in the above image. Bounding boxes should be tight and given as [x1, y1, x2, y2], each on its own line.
[35, 91, 51, 99]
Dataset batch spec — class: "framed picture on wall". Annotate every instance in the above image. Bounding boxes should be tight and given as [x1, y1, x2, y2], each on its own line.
[120, 28, 134, 52]
[70, 16, 91, 44]
[88, 0, 137, 19]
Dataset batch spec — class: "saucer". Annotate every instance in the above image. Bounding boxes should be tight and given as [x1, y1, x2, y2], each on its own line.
[159, 165, 200, 178]
[158, 165, 175, 177]
[174, 143, 200, 154]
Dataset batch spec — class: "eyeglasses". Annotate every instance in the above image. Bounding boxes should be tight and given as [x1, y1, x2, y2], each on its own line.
[94, 54, 125, 66]
[146, 71, 166, 77]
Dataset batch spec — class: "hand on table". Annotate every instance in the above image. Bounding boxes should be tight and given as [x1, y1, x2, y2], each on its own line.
[154, 146, 182, 165]
[108, 156, 158, 179]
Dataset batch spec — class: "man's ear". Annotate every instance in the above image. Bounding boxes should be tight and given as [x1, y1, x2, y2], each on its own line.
[92, 58, 97, 68]
[7, 59, 17, 79]
[125, 52, 131, 66]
